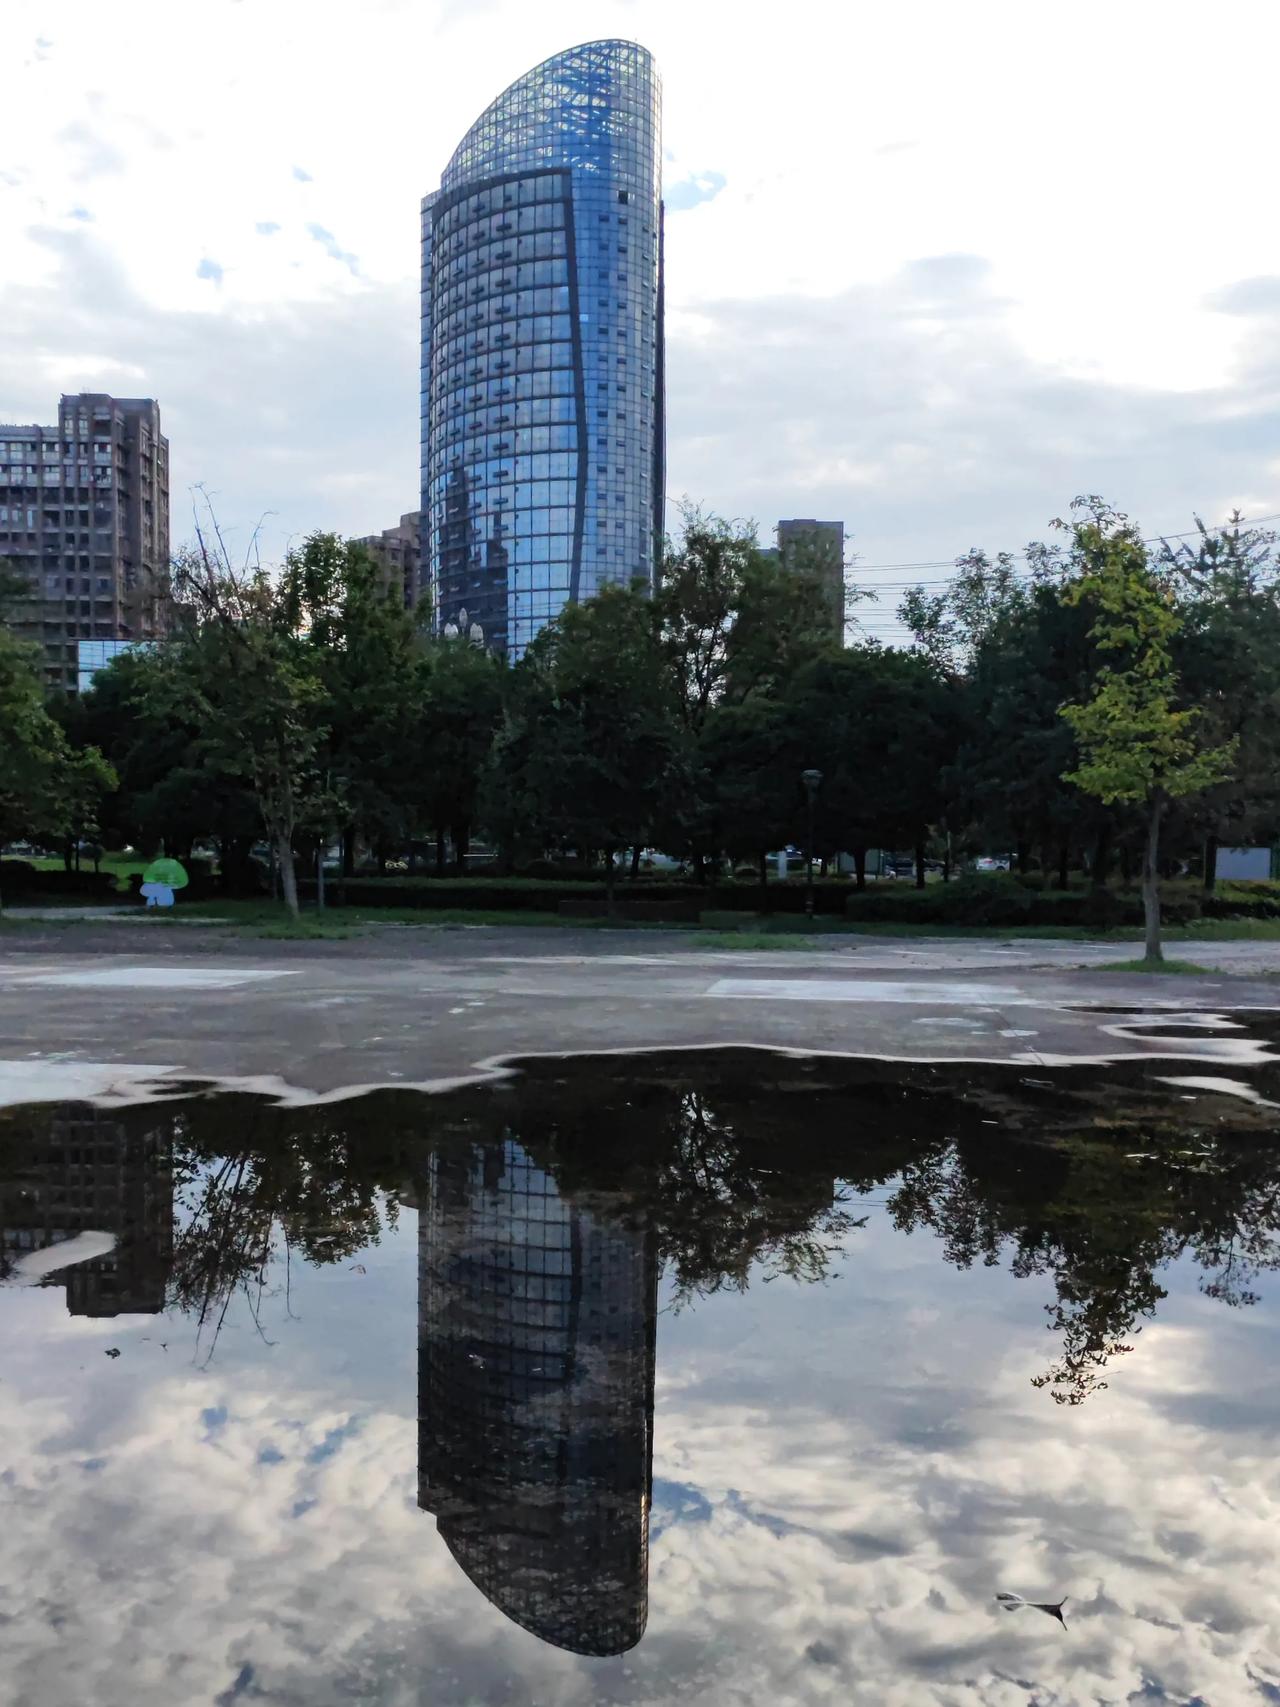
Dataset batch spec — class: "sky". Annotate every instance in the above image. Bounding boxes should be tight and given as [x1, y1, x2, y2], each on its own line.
[3, 0, 1279, 641]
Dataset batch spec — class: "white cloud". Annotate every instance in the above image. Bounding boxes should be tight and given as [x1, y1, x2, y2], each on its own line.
[1, 0, 1278, 587]
[1, 1199, 1279, 1706]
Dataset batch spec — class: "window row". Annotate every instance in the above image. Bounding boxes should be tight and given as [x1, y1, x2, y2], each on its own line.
[435, 227, 568, 286]
[434, 314, 575, 362]
[437, 281, 571, 328]
[435, 199, 565, 251]
[435, 171, 569, 237]
[431, 342, 575, 388]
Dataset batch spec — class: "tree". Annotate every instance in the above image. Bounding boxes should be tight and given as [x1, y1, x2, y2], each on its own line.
[281, 533, 424, 871]
[785, 645, 956, 884]
[1058, 499, 1237, 962]
[415, 639, 505, 873]
[172, 509, 328, 918]
[654, 507, 760, 733]
[1157, 513, 1280, 889]
[73, 647, 262, 882]
[0, 625, 115, 909]
[484, 585, 685, 906]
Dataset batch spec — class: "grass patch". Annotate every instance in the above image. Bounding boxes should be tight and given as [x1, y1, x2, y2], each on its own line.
[1098, 958, 1211, 975]
[28, 852, 149, 891]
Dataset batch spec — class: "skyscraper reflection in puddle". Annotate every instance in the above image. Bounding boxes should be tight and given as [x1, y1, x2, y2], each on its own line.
[417, 1135, 658, 1655]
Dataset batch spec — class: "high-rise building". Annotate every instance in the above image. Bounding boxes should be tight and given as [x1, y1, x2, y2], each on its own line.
[418, 1134, 657, 1655]
[0, 393, 171, 693]
[774, 518, 846, 643]
[421, 40, 664, 659]
[354, 510, 422, 610]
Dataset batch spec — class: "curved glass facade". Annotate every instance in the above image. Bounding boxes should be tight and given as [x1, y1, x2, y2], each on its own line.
[421, 40, 664, 658]
[417, 1137, 657, 1655]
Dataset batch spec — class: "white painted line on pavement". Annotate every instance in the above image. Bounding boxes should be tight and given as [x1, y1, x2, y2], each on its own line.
[706, 978, 1034, 1005]
[14, 967, 302, 991]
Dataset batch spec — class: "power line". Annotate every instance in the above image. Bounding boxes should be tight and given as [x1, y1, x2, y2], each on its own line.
[850, 510, 1280, 585]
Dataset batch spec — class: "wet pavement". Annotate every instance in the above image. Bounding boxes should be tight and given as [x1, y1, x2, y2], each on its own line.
[2, 933, 1280, 1105]
[3, 1047, 1280, 1706]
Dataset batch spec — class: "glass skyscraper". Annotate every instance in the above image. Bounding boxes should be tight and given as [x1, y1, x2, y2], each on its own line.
[421, 40, 664, 658]
[418, 1137, 657, 1655]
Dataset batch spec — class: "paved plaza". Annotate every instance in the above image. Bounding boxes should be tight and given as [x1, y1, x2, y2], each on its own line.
[2, 919, 1278, 1106]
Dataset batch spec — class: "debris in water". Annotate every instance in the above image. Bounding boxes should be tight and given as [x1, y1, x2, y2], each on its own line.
[996, 1592, 1068, 1626]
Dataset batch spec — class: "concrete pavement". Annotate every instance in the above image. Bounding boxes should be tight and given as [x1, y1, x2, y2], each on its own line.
[2, 920, 1279, 1107]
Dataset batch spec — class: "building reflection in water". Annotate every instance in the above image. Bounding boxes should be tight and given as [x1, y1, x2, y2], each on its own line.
[417, 1135, 658, 1655]
[0, 1107, 173, 1315]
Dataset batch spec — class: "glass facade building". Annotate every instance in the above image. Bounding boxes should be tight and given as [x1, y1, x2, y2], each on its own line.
[417, 1136, 657, 1655]
[421, 40, 664, 658]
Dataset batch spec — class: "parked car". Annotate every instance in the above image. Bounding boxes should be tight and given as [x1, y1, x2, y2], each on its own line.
[974, 856, 1011, 873]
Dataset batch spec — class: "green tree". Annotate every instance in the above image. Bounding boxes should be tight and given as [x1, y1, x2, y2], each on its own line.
[1158, 513, 1280, 889]
[484, 584, 684, 906]
[415, 639, 505, 872]
[784, 645, 955, 884]
[73, 647, 260, 878]
[1058, 499, 1237, 962]
[173, 512, 327, 918]
[0, 626, 115, 908]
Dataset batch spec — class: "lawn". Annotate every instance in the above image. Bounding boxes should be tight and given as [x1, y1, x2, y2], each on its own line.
[26, 852, 148, 891]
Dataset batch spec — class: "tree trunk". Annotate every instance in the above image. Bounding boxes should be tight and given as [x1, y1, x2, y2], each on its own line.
[435, 829, 446, 877]
[316, 844, 325, 911]
[914, 839, 927, 890]
[1056, 838, 1070, 892]
[1091, 823, 1113, 892]
[1203, 834, 1219, 895]
[342, 829, 356, 878]
[942, 833, 952, 885]
[854, 846, 867, 891]
[758, 850, 768, 900]
[630, 844, 641, 881]
[276, 830, 299, 920]
[1016, 840, 1030, 876]
[604, 847, 617, 917]
[454, 824, 468, 876]
[1142, 798, 1165, 963]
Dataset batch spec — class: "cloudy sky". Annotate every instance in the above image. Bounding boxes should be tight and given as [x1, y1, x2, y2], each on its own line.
[3, 0, 1279, 639]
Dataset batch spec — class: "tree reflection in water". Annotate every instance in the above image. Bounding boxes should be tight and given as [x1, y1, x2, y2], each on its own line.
[2, 1050, 1279, 1400]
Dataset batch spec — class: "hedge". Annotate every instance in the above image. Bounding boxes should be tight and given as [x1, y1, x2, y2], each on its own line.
[295, 876, 856, 916]
[0, 861, 119, 900]
[844, 874, 1201, 928]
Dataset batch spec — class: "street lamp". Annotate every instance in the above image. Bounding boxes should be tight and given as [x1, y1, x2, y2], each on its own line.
[801, 768, 823, 917]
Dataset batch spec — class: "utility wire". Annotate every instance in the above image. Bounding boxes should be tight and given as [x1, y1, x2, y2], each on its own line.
[850, 510, 1280, 581]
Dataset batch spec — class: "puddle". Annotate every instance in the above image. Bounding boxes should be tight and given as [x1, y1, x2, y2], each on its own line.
[3, 1049, 1280, 1703]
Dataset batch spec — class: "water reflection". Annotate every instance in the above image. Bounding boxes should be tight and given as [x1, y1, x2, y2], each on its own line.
[3, 1049, 1280, 1672]
[0, 1106, 172, 1315]
[417, 1137, 657, 1654]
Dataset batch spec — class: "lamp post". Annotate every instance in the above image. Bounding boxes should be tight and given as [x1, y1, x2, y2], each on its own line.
[801, 768, 823, 917]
